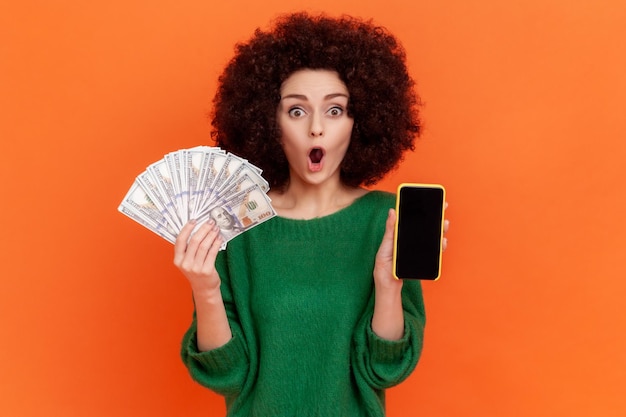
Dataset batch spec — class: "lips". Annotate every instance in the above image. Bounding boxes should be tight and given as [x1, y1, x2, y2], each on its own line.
[308, 147, 325, 172]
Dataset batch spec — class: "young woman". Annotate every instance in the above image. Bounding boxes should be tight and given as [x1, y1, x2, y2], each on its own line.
[173, 12, 447, 416]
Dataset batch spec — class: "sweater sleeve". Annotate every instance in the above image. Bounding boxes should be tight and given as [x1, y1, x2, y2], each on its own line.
[351, 279, 426, 390]
[180, 249, 250, 397]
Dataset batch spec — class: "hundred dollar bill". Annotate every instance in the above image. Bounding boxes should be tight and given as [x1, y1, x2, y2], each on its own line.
[136, 171, 180, 231]
[146, 158, 183, 230]
[216, 158, 269, 196]
[197, 183, 276, 247]
[118, 204, 177, 244]
[194, 151, 227, 218]
[212, 153, 245, 191]
[118, 181, 178, 243]
[119, 146, 275, 246]
[165, 150, 188, 224]
[207, 173, 258, 208]
[198, 154, 269, 216]
[185, 147, 207, 219]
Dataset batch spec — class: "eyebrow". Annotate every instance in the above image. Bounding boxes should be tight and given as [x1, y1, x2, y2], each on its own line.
[280, 93, 349, 101]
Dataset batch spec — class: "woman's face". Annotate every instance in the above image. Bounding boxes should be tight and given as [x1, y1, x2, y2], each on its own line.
[276, 69, 354, 187]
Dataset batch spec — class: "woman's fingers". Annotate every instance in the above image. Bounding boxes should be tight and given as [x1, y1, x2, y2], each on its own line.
[442, 203, 450, 251]
[196, 222, 223, 267]
[174, 220, 197, 266]
[374, 209, 396, 273]
[379, 209, 396, 257]
[174, 220, 219, 269]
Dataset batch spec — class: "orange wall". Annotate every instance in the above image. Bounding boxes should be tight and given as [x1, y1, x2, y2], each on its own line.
[1, 0, 625, 416]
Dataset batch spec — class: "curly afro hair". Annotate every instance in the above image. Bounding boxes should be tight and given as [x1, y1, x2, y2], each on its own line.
[211, 12, 421, 190]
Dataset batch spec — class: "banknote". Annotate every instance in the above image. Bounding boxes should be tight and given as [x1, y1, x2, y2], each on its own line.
[118, 146, 275, 247]
[185, 146, 211, 218]
[196, 184, 276, 243]
[145, 158, 183, 230]
[118, 181, 178, 243]
[193, 150, 226, 218]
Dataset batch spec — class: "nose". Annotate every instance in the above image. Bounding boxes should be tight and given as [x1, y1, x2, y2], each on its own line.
[309, 112, 324, 137]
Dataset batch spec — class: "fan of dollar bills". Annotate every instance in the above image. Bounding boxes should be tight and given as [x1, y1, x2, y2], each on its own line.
[118, 146, 276, 246]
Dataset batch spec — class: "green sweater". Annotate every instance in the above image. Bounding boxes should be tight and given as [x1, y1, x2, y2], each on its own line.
[181, 191, 425, 416]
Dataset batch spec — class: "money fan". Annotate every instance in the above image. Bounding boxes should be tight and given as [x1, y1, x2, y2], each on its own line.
[118, 146, 276, 246]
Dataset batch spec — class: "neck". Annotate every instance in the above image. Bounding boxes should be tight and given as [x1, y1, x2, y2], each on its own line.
[269, 177, 366, 220]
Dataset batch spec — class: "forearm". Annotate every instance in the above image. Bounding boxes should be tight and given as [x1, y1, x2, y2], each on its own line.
[192, 287, 233, 351]
[371, 285, 405, 341]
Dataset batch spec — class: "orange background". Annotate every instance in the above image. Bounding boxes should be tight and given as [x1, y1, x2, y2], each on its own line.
[1, 0, 625, 416]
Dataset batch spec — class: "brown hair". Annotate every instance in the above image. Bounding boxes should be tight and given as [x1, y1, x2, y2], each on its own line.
[211, 12, 421, 190]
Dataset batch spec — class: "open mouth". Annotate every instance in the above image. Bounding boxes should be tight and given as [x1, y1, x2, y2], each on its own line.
[309, 148, 324, 164]
[308, 147, 325, 172]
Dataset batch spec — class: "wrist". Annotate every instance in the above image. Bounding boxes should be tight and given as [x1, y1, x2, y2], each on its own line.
[374, 286, 403, 309]
[374, 276, 403, 296]
[192, 284, 223, 305]
[372, 288, 405, 341]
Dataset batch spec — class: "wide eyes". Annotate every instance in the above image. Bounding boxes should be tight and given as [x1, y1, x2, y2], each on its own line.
[327, 106, 343, 117]
[287, 106, 344, 118]
[288, 107, 306, 118]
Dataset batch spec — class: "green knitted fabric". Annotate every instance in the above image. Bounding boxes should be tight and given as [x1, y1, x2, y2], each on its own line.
[181, 191, 425, 417]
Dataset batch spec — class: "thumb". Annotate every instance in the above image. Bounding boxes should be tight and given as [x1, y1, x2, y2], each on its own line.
[378, 208, 397, 257]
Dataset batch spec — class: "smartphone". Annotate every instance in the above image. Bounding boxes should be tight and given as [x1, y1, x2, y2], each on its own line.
[393, 183, 446, 280]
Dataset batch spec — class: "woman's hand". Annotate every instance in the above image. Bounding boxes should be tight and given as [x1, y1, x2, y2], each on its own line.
[174, 219, 232, 351]
[371, 209, 404, 340]
[173, 219, 224, 294]
[371, 206, 450, 340]
[374, 205, 451, 287]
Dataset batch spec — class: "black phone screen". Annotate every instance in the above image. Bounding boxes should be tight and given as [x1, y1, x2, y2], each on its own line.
[395, 185, 445, 280]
